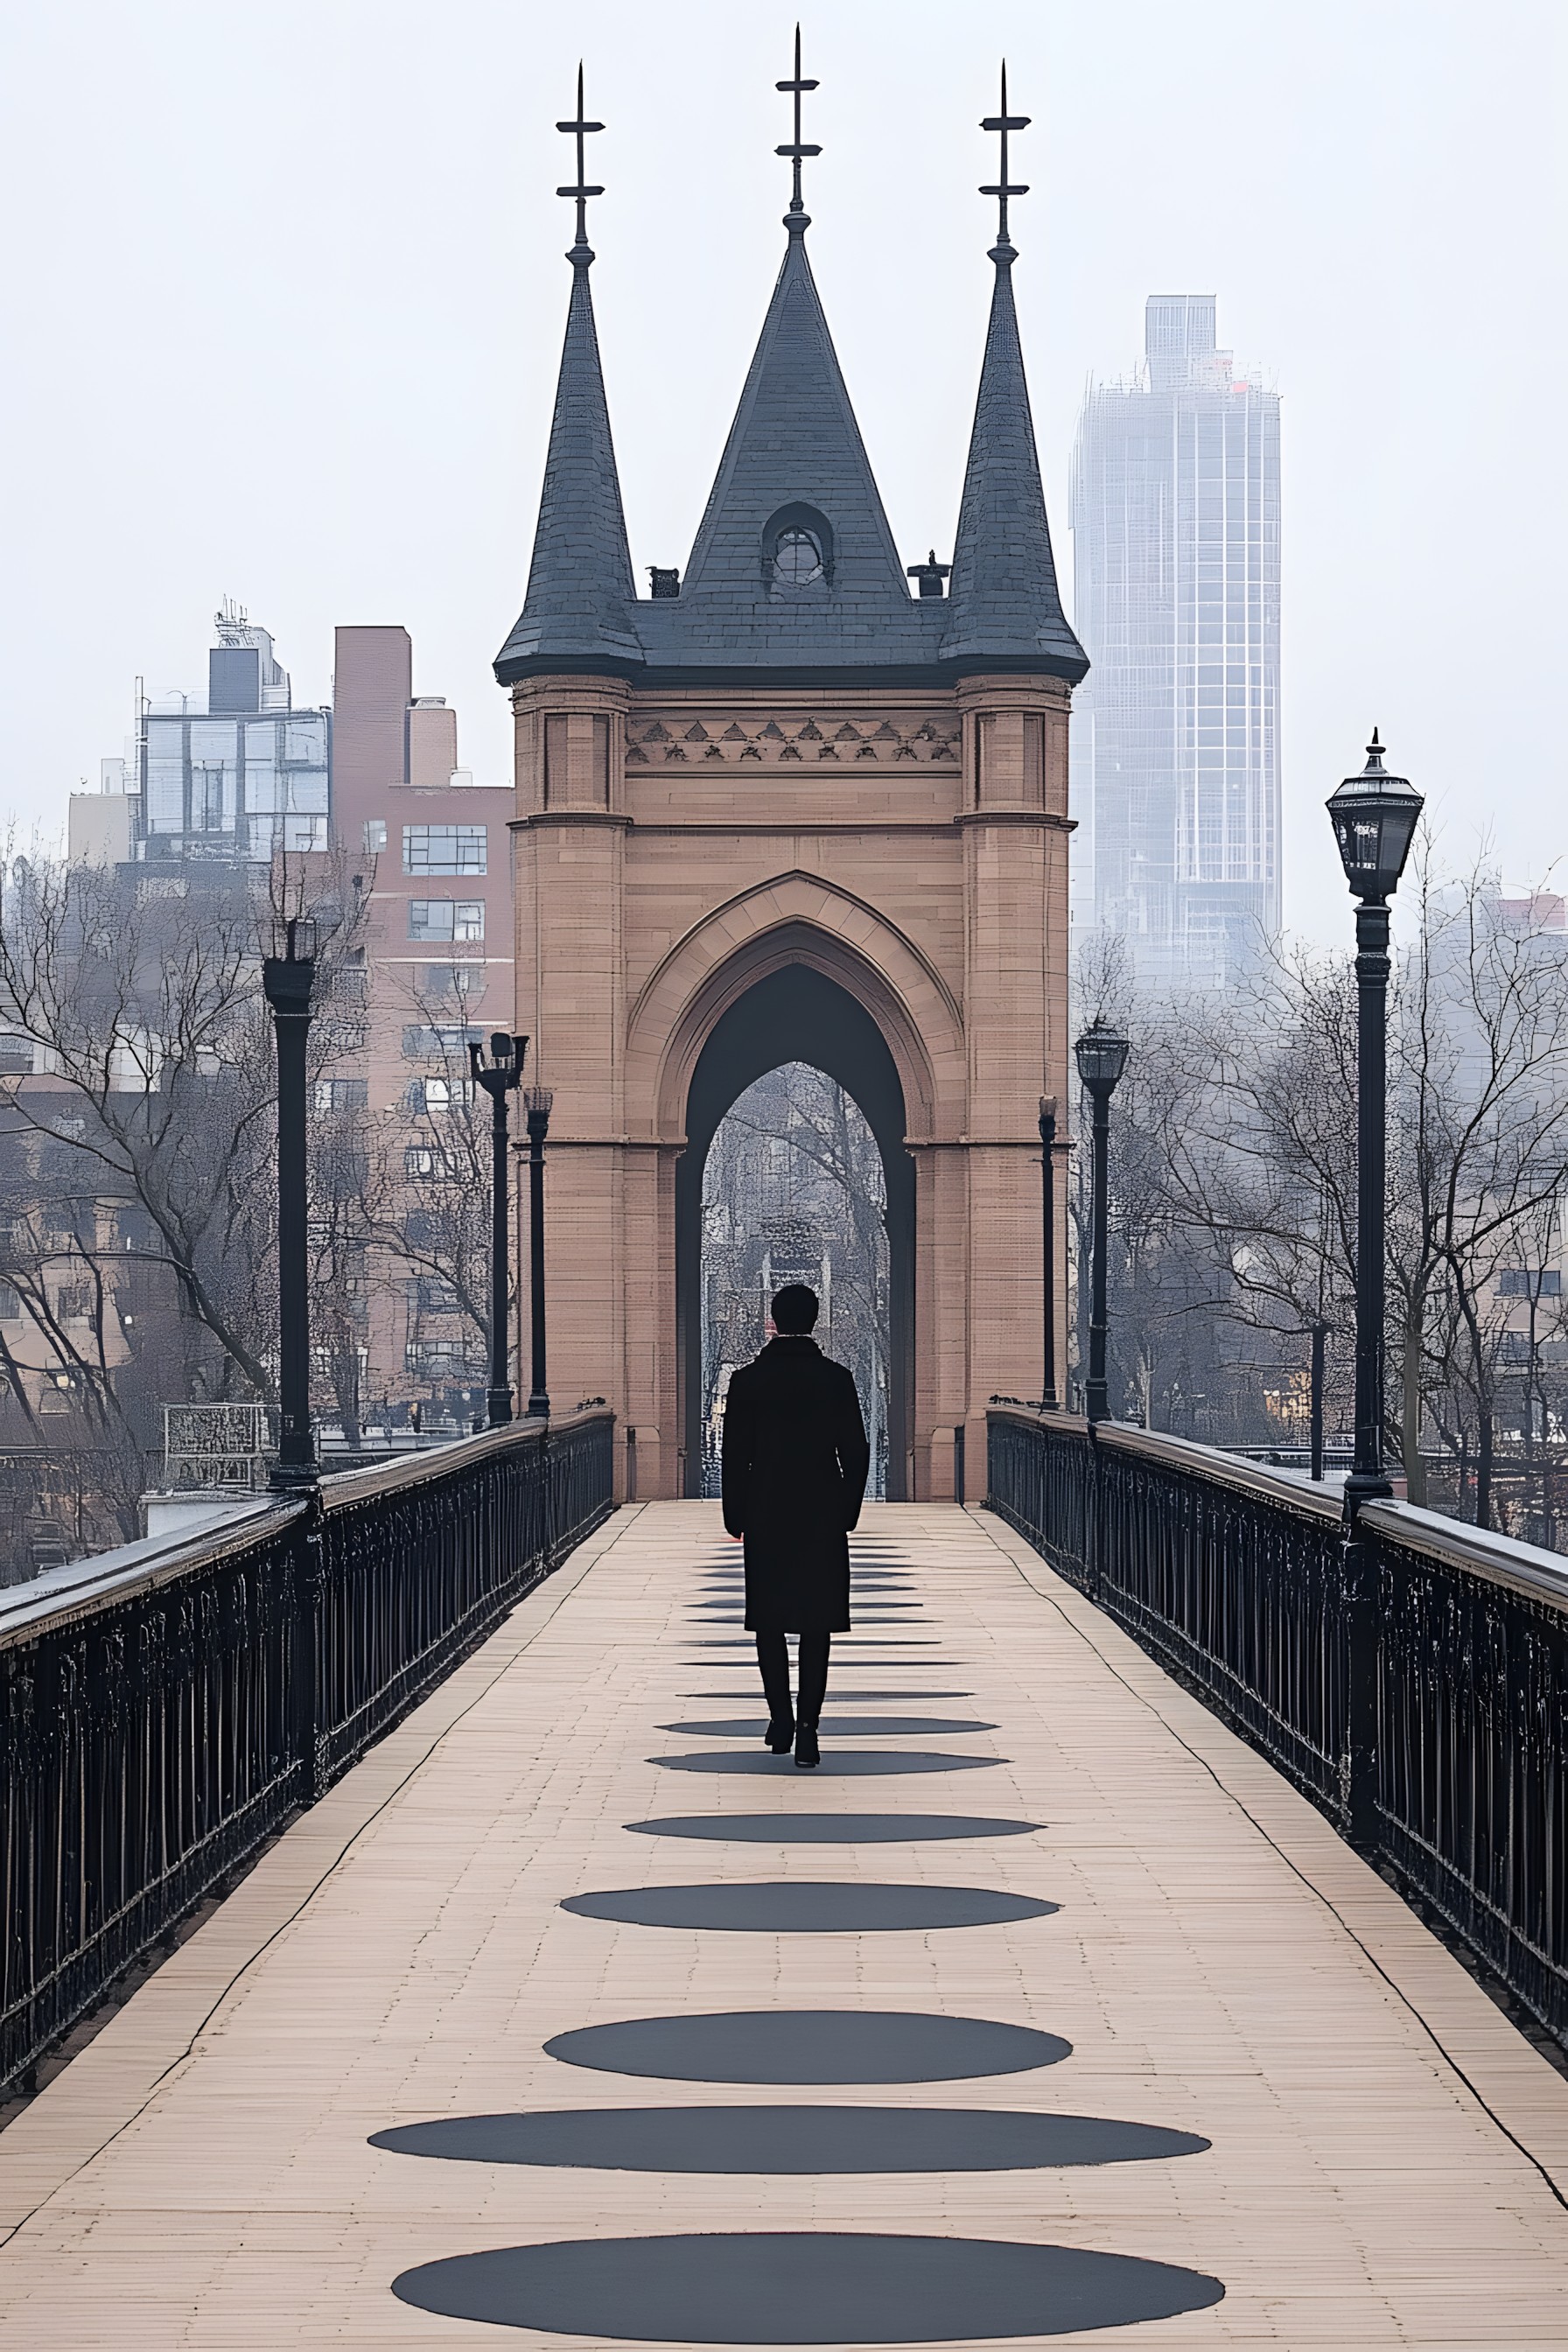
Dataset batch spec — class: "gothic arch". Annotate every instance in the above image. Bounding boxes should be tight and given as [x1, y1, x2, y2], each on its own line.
[626, 872, 964, 1145]
[671, 960, 917, 1501]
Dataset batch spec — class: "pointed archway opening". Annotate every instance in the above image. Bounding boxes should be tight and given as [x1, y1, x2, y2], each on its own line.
[699, 1065, 890, 1499]
[676, 964, 914, 1500]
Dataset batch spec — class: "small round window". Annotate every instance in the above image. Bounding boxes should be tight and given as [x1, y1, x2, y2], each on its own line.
[774, 527, 824, 585]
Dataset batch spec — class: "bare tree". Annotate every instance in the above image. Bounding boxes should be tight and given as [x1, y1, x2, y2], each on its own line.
[0, 847, 372, 1559]
[0, 850, 370, 1399]
[1382, 849, 1568, 1516]
[363, 979, 499, 1417]
[1096, 845, 1568, 1522]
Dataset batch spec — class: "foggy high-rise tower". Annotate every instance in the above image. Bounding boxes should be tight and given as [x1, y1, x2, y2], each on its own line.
[1069, 297, 1281, 986]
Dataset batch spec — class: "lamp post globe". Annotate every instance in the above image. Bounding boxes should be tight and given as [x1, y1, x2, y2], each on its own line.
[1074, 1018, 1130, 1427]
[1074, 1018, 1130, 1097]
[1326, 730, 1424, 906]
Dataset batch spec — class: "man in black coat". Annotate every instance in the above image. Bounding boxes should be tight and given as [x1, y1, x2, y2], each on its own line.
[721, 1283, 871, 1768]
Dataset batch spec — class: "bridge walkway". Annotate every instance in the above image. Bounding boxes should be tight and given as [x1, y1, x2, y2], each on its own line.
[1, 1502, 1565, 2346]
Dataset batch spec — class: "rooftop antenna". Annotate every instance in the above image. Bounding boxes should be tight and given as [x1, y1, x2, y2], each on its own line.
[980, 61, 1030, 257]
[556, 62, 605, 256]
[775, 23, 820, 234]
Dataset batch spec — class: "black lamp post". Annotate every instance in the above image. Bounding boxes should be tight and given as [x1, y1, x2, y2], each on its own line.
[1326, 731, 1422, 1851]
[1326, 732, 1424, 1516]
[1309, 1318, 1329, 1484]
[522, 1086, 554, 1418]
[1074, 1018, 1130, 1427]
[1039, 1096, 1060, 1410]
[468, 1031, 529, 1427]
[262, 917, 318, 1489]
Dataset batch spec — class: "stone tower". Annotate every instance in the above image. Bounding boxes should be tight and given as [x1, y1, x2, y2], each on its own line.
[495, 69, 1086, 1500]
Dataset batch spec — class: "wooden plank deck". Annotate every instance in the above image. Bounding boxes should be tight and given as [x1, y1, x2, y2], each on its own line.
[1, 1501, 1565, 2347]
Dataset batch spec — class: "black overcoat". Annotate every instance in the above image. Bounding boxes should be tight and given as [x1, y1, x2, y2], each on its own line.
[720, 1337, 871, 1634]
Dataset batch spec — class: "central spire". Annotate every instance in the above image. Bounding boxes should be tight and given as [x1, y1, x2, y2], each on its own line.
[775, 23, 821, 236]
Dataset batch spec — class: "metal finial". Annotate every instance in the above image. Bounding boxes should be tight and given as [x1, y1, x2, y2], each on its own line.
[775, 23, 821, 232]
[980, 60, 1030, 256]
[556, 62, 606, 257]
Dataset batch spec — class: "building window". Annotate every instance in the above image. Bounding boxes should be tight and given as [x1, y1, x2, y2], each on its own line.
[403, 824, 486, 876]
[763, 503, 834, 588]
[406, 1335, 468, 1373]
[1499, 1268, 1563, 1298]
[408, 1075, 472, 1114]
[409, 898, 486, 942]
[405, 1144, 457, 1180]
[0, 1034, 33, 1074]
[403, 1024, 482, 1060]
[0, 1279, 18, 1320]
[774, 528, 823, 584]
[144, 718, 186, 831]
[424, 963, 483, 999]
[313, 1078, 368, 1114]
[189, 721, 239, 832]
[284, 815, 327, 853]
[364, 820, 388, 853]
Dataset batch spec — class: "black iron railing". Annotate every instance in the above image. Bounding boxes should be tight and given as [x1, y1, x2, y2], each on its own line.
[989, 1408, 1568, 2048]
[1, 1410, 613, 2097]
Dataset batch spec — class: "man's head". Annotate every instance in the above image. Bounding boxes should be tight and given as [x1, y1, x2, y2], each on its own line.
[770, 1284, 819, 1335]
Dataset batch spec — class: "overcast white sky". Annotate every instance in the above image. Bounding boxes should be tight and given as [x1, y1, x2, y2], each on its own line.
[2, 0, 1562, 941]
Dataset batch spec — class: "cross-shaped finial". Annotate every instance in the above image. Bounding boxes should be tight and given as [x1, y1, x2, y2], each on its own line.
[980, 61, 1030, 256]
[775, 24, 821, 232]
[556, 63, 605, 255]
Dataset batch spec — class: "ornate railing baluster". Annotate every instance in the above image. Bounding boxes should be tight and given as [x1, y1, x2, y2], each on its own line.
[0, 1410, 613, 2099]
[989, 1406, 1568, 2051]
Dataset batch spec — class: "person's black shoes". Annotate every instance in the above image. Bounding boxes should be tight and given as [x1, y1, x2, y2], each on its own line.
[765, 1716, 796, 1754]
[794, 1720, 820, 1769]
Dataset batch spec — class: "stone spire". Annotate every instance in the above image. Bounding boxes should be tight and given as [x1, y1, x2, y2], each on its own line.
[494, 73, 641, 683]
[671, 30, 910, 634]
[675, 226, 912, 623]
[941, 71, 1087, 679]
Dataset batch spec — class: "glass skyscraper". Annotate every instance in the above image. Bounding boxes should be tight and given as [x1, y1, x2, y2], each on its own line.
[1069, 297, 1281, 987]
[136, 611, 331, 865]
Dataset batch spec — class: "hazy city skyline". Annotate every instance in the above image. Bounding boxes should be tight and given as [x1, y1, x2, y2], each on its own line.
[2, 0, 1562, 944]
[1071, 294, 1282, 985]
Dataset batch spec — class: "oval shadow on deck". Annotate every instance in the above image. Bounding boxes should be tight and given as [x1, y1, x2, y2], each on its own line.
[392, 2231, 1225, 2342]
[542, 2009, 1069, 2082]
[560, 1882, 1058, 1932]
[372, 2106, 1209, 2173]
[651, 1750, 1000, 1777]
[626, 1812, 1040, 1845]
